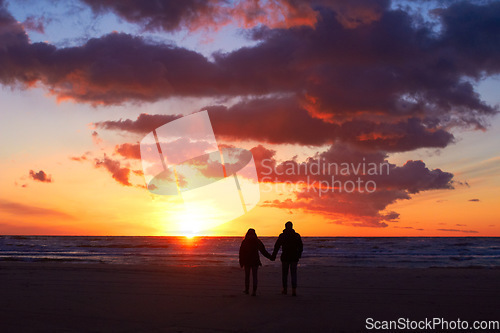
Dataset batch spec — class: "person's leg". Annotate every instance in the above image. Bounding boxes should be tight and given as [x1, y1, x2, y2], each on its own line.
[244, 265, 250, 294]
[290, 261, 298, 296]
[251, 265, 258, 296]
[281, 261, 290, 294]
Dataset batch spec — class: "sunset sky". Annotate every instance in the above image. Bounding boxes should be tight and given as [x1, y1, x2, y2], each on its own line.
[0, 0, 499, 237]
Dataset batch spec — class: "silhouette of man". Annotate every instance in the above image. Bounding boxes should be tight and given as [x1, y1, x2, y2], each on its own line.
[271, 221, 303, 296]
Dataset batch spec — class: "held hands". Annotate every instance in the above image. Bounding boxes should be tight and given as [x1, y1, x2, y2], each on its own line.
[270, 254, 276, 261]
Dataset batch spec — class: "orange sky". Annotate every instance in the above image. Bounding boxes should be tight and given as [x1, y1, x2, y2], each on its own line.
[0, 0, 499, 237]
[0, 89, 498, 236]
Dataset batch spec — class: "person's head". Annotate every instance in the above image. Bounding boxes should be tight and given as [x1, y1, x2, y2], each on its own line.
[245, 228, 257, 239]
[285, 221, 293, 229]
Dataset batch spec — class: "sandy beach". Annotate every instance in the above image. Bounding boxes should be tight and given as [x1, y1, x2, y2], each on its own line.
[0, 262, 498, 332]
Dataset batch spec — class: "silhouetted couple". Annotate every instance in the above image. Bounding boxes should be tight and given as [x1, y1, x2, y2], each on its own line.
[239, 221, 303, 296]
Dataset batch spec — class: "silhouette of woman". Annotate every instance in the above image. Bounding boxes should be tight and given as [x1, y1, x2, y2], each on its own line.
[239, 228, 272, 296]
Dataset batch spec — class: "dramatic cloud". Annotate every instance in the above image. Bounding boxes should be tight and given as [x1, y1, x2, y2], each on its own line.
[94, 155, 132, 186]
[81, 0, 227, 32]
[252, 144, 454, 192]
[0, 5, 218, 104]
[29, 170, 52, 183]
[91, 131, 454, 225]
[0, 0, 498, 130]
[81, 0, 500, 152]
[96, 106, 454, 152]
[241, 2, 497, 128]
[206, 99, 455, 151]
[254, 143, 454, 227]
[80, 0, 390, 32]
[94, 109, 456, 225]
[81, 0, 326, 32]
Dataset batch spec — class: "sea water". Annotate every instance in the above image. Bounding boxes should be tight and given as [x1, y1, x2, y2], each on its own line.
[0, 236, 499, 268]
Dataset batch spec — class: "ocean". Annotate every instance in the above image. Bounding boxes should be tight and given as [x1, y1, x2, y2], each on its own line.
[0, 236, 499, 268]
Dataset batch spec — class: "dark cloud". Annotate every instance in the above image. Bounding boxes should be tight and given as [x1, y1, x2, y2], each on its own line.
[439, 1, 500, 76]
[82, 1, 500, 152]
[207, 2, 498, 131]
[0, 200, 74, 219]
[0, 0, 497, 131]
[80, 0, 328, 32]
[81, 0, 226, 32]
[207, 99, 455, 150]
[254, 143, 454, 191]
[205, 99, 336, 146]
[94, 155, 132, 186]
[80, 0, 392, 33]
[255, 143, 454, 227]
[95, 113, 182, 134]
[94, 110, 455, 226]
[29, 170, 52, 183]
[0, 4, 219, 104]
[250, 144, 277, 168]
[0, 0, 496, 159]
[96, 105, 454, 152]
[91, 132, 454, 226]
[468, 198, 480, 202]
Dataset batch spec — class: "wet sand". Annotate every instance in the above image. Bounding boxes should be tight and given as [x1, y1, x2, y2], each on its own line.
[0, 262, 498, 332]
